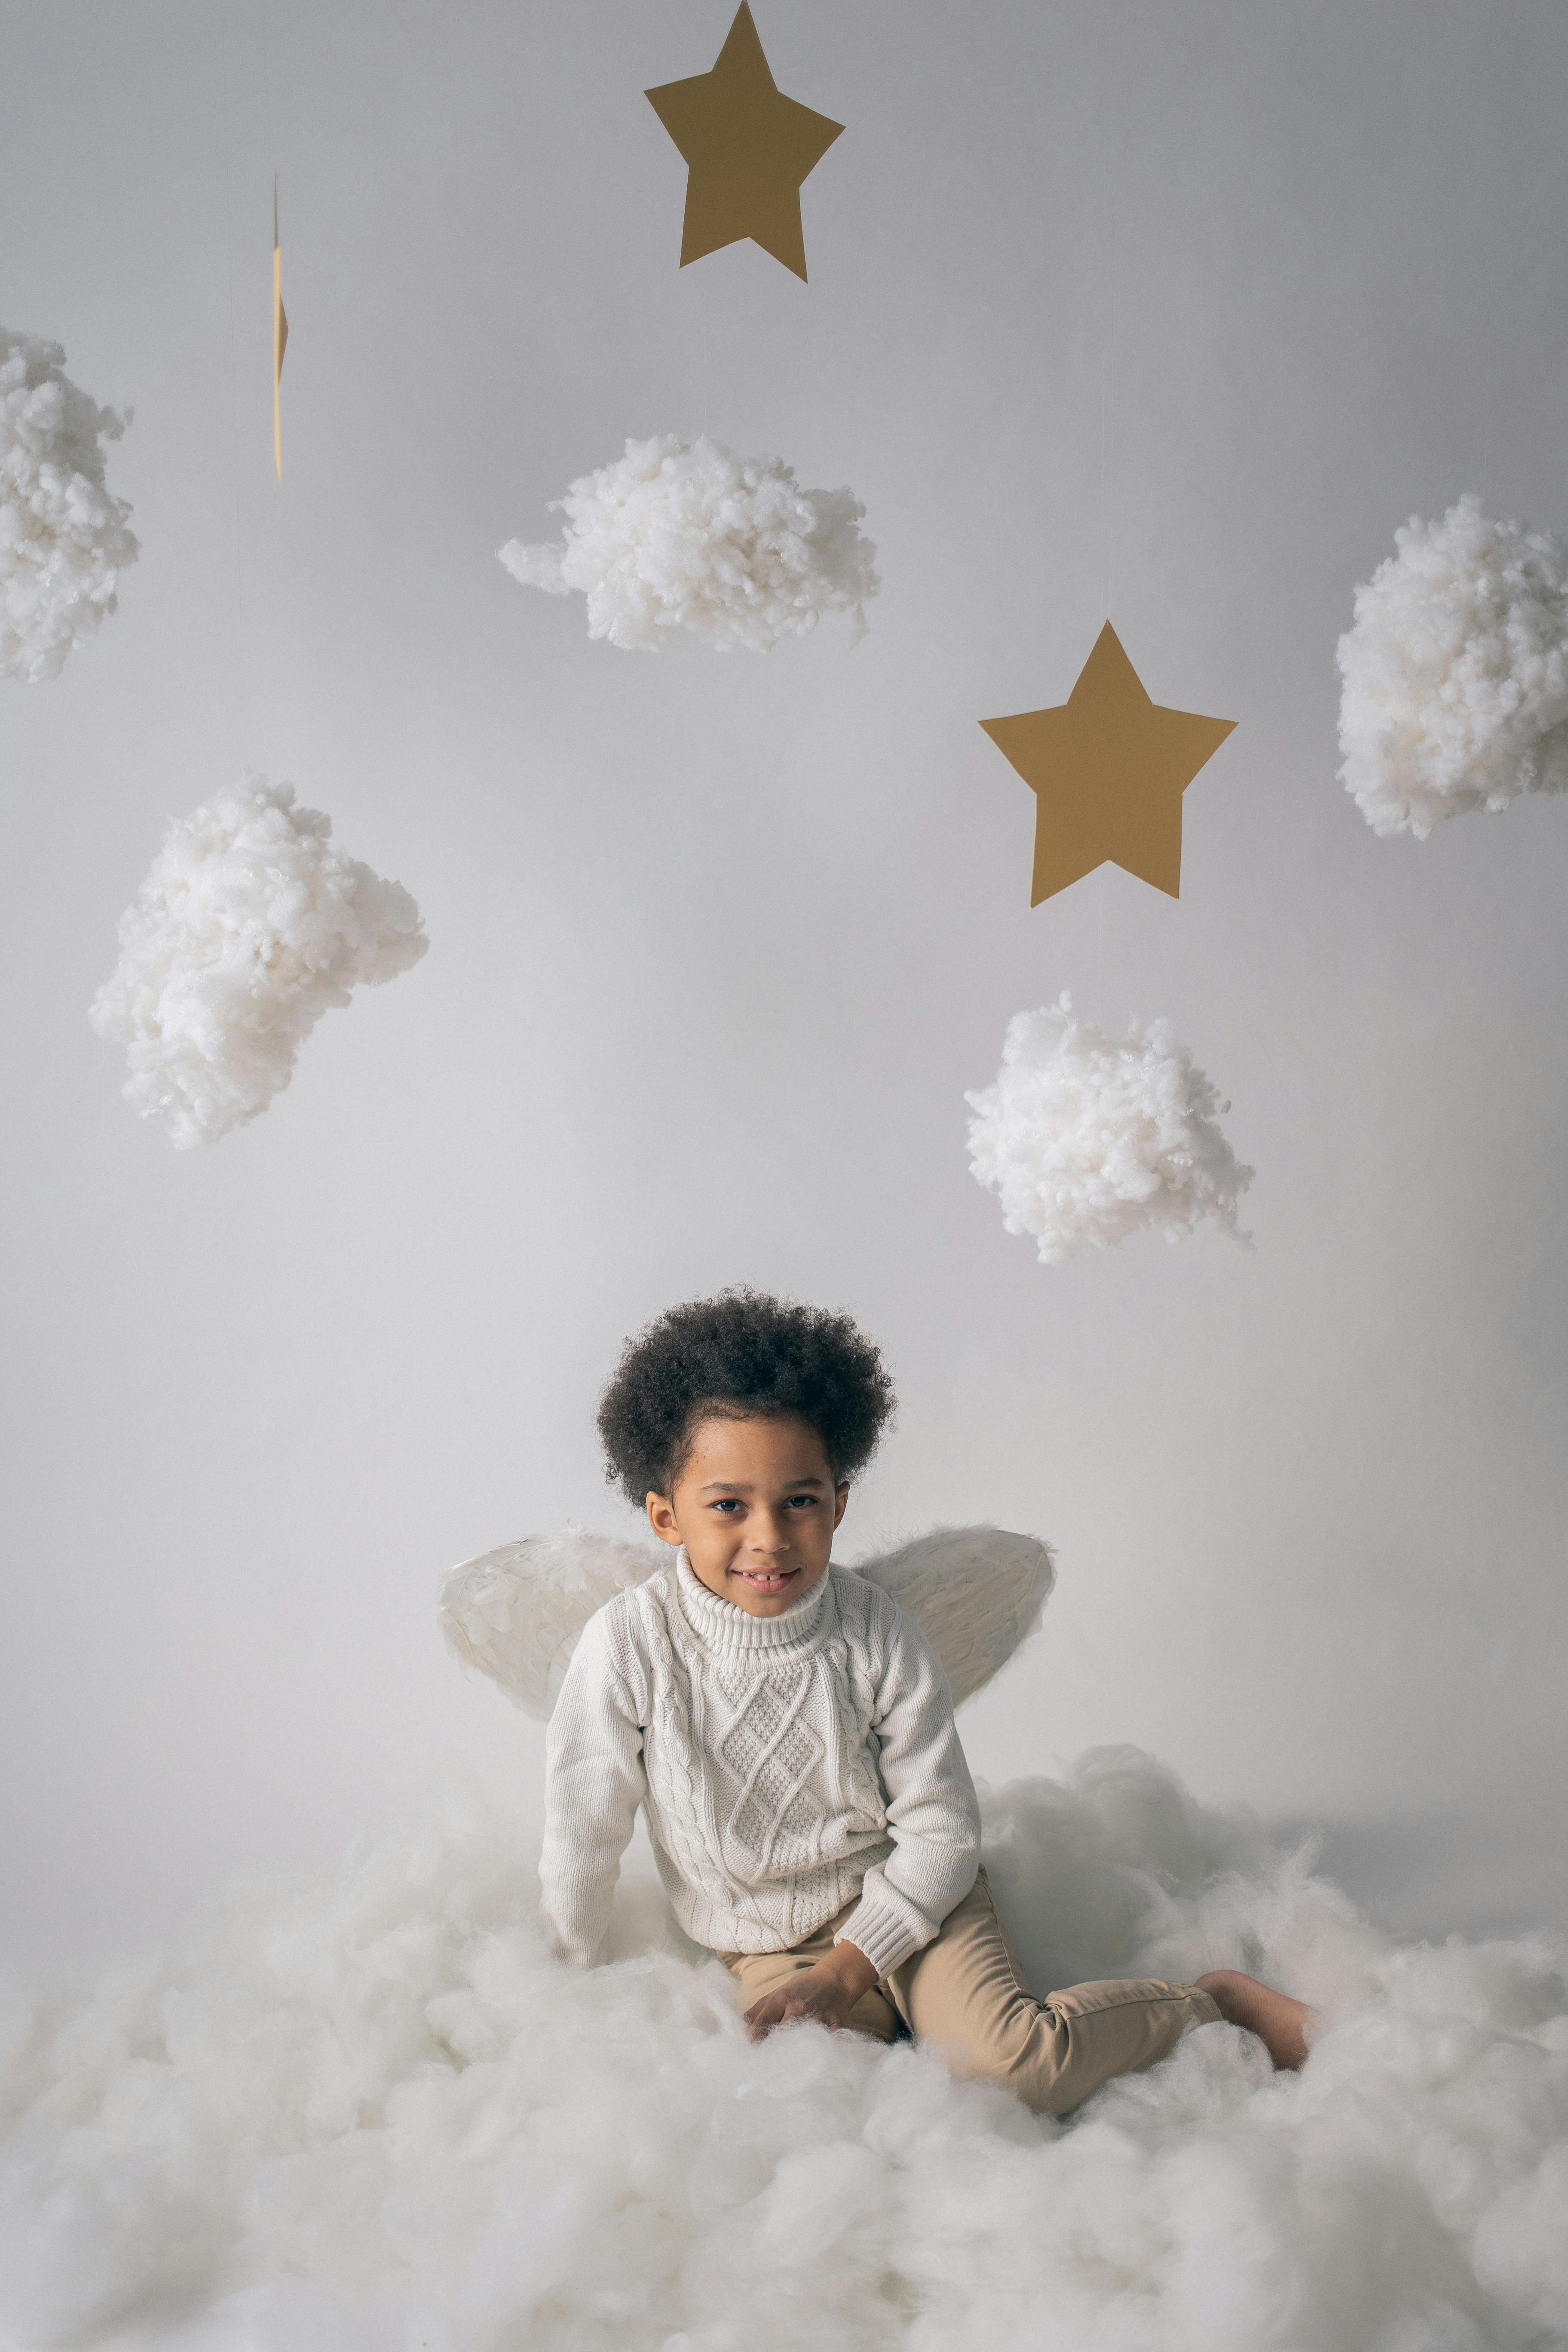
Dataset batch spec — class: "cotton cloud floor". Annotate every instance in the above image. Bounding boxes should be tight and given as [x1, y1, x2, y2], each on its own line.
[2, 1750, 1564, 2352]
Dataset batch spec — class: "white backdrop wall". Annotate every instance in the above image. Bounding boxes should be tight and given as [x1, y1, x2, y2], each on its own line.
[2, 0, 1565, 1973]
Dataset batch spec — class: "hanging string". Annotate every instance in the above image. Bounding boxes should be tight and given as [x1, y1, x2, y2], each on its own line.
[217, 0, 252, 758]
[1096, 86, 1111, 1012]
[263, 0, 285, 491]
[1100, 388, 1109, 625]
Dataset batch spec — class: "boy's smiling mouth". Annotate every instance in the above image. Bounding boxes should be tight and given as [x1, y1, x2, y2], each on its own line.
[732, 1564, 799, 1595]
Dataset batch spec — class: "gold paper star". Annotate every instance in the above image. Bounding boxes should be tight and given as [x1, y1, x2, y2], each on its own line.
[645, 3, 843, 281]
[980, 624, 1236, 904]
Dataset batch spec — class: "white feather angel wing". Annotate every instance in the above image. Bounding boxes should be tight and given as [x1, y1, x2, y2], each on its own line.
[438, 1528, 664, 1722]
[846, 1526, 1054, 1706]
[440, 1523, 1053, 1721]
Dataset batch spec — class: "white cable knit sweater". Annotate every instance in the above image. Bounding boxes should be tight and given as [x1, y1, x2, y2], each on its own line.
[540, 1552, 981, 1977]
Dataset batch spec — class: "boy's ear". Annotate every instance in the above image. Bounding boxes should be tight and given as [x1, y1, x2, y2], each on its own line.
[646, 1491, 683, 1547]
[833, 1481, 849, 1531]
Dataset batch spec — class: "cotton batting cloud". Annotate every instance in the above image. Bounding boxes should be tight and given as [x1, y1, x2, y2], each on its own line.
[0, 1746, 1563, 2351]
[0, 326, 138, 684]
[498, 433, 878, 651]
[1337, 494, 1568, 838]
[89, 776, 428, 1149]
[967, 995, 1253, 1266]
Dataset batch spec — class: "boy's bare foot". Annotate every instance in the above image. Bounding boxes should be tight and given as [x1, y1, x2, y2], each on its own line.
[1193, 1969, 1314, 2070]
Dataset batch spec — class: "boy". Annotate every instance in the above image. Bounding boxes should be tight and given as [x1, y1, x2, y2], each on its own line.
[540, 1290, 1310, 2114]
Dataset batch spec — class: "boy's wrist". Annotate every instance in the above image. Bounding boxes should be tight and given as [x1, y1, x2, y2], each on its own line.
[826, 1938, 879, 1999]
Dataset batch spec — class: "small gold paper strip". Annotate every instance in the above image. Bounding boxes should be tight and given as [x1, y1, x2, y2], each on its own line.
[272, 178, 288, 483]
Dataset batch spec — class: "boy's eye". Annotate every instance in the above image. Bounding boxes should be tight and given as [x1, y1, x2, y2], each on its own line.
[707, 1494, 817, 1513]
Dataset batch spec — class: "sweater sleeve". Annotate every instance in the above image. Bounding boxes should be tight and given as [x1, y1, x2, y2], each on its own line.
[539, 1604, 647, 1968]
[834, 1602, 982, 1980]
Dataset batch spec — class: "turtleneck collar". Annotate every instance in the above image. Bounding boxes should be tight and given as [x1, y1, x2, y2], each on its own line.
[674, 1549, 835, 1651]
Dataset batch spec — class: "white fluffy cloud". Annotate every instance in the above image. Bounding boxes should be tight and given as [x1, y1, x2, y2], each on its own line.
[1337, 494, 1568, 838]
[89, 776, 428, 1149]
[967, 995, 1253, 1266]
[1, 326, 138, 684]
[499, 433, 878, 651]
[1, 1747, 1564, 2351]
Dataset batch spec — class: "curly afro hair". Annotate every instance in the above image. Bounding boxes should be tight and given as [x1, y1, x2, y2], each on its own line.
[597, 1288, 896, 1506]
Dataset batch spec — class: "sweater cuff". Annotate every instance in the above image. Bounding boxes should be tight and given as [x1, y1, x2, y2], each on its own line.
[835, 1889, 925, 1981]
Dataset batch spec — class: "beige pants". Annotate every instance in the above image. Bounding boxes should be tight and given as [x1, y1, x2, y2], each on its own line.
[718, 1868, 1221, 2117]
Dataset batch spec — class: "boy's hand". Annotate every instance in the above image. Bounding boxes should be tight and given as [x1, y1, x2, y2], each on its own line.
[744, 1941, 881, 2039]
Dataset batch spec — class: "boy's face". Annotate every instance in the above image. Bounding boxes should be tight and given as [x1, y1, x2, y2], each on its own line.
[646, 1412, 848, 1617]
